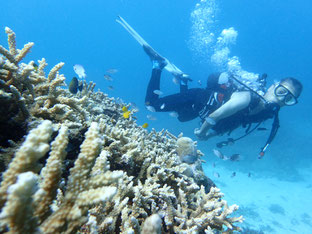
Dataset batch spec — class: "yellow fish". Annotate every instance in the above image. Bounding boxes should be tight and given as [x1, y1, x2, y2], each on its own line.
[122, 106, 128, 112]
[123, 111, 131, 119]
[142, 123, 148, 128]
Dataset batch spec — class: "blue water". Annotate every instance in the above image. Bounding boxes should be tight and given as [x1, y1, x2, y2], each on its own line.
[1, 0, 312, 232]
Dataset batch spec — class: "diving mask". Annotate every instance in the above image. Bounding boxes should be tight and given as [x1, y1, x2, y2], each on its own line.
[274, 84, 298, 106]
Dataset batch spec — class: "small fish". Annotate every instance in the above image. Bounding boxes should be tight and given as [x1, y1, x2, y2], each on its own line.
[33, 62, 38, 71]
[146, 105, 156, 112]
[229, 154, 240, 162]
[108, 86, 114, 90]
[231, 172, 236, 178]
[192, 104, 195, 109]
[153, 90, 163, 96]
[106, 68, 118, 74]
[213, 172, 220, 178]
[69, 77, 79, 94]
[257, 127, 267, 131]
[213, 149, 226, 160]
[142, 123, 149, 128]
[73, 64, 86, 79]
[147, 114, 157, 121]
[123, 111, 131, 119]
[169, 111, 178, 118]
[212, 162, 216, 168]
[197, 80, 202, 86]
[248, 172, 252, 177]
[160, 103, 165, 110]
[122, 106, 128, 112]
[104, 74, 113, 81]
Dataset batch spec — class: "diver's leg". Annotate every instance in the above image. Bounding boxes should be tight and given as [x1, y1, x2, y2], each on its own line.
[145, 66, 163, 107]
[145, 69, 192, 112]
[145, 64, 193, 110]
[148, 90, 198, 115]
[156, 93, 187, 111]
[144, 43, 168, 109]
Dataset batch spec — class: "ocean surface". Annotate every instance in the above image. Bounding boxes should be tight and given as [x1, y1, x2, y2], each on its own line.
[1, 0, 312, 233]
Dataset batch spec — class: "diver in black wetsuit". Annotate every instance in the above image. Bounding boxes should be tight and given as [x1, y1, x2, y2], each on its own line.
[144, 45, 234, 122]
[143, 45, 303, 157]
[145, 64, 230, 123]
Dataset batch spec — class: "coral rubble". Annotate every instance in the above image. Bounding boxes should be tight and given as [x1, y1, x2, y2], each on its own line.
[0, 28, 243, 233]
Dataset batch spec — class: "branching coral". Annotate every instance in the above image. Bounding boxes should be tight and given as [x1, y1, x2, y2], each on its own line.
[0, 120, 53, 207]
[80, 121, 243, 233]
[0, 27, 89, 128]
[39, 122, 124, 234]
[0, 121, 124, 233]
[0, 27, 244, 233]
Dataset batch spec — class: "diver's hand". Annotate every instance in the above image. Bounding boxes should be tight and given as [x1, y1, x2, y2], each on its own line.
[194, 128, 216, 141]
[194, 128, 208, 140]
[194, 128, 201, 136]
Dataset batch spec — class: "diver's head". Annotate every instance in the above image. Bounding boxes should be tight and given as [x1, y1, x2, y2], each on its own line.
[206, 72, 230, 90]
[265, 77, 302, 106]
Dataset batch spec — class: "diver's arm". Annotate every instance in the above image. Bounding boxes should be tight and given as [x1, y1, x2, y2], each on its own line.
[194, 91, 251, 138]
[209, 91, 251, 121]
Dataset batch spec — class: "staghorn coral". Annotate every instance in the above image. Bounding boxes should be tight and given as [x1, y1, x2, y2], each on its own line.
[0, 27, 90, 149]
[0, 172, 39, 233]
[39, 122, 124, 234]
[0, 121, 124, 233]
[0, 120, 53, 208]
[0, 27, 244, 233]
[78, 120, 241, 233]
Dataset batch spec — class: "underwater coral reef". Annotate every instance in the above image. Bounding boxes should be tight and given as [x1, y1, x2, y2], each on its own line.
[0, 28, 243, 233]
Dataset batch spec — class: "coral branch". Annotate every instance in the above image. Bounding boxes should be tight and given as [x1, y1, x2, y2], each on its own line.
[34, 125, 69, 223]
[5, 27, 17, 57]
[15, 42, 34, 64]
[0, 120, 52, 207]
[0, 172, 39, 233]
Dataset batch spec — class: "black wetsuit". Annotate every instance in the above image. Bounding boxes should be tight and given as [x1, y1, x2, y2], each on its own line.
[145, 69, 232, 122]
[145, 68, 278, 135]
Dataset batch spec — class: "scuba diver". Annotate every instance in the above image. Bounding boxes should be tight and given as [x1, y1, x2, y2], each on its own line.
[143, 45, 302, 158]
[117, 16, 303, 158]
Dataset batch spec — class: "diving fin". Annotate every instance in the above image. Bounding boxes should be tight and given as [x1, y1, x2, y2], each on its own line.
[116, 16, 187, 79]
